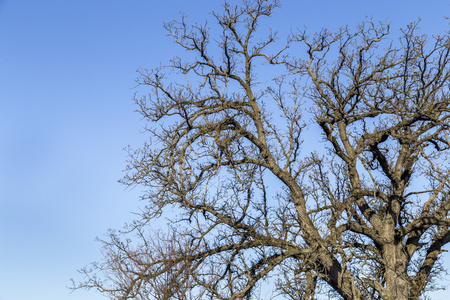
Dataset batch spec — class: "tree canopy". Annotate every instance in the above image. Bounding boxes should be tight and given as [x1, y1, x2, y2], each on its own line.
[76, 1, 450, 299]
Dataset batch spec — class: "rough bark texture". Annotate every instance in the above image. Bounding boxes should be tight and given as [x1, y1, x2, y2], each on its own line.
[74, 1, 450, 299]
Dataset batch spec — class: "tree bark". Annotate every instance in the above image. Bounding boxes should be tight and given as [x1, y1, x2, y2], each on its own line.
[382, 230, 409, 300]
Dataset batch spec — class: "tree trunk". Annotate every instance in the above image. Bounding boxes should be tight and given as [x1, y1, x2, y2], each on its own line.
[383, 242, 409, 300]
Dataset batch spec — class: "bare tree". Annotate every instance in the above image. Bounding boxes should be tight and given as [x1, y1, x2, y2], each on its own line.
[74, 1, 450, 299]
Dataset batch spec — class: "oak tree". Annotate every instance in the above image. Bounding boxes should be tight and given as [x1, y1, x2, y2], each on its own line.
[76, 1, 450, 299]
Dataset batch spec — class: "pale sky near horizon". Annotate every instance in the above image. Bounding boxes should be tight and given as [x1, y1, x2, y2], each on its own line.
[1, 1, 450, 299]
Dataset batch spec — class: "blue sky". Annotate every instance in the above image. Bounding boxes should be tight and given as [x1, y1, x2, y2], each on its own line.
[1, 1, 450, 299]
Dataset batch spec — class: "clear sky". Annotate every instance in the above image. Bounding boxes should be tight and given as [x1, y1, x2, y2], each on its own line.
[1, 1, 450, 300]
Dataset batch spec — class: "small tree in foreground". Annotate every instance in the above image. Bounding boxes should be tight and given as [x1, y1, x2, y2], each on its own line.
[75, 1, 450, 299]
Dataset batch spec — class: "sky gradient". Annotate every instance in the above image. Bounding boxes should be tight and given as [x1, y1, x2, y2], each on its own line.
[1, 1, 450, 299]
